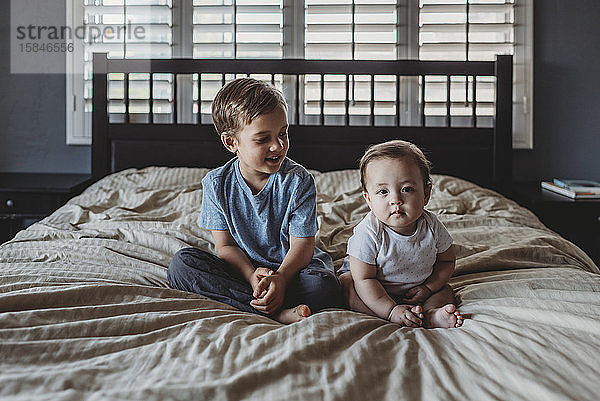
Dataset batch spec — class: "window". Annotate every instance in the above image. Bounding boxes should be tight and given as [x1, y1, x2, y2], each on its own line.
[303, 0, 400, 125]
[192, 0, 284, 120]
[305, 0, 398, 60]
[418, 0, 532, 147]
[67, 0, 175, 143]
[193, 0, 283, 58]
[67, 0, 532, 148]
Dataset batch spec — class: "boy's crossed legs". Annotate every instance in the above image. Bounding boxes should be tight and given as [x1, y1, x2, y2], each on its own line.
[168, 248, 342, 324]
[339, 272, 462, 328]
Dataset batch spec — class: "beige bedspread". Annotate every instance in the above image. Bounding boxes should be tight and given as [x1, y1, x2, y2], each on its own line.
[1, 167, 599, 401]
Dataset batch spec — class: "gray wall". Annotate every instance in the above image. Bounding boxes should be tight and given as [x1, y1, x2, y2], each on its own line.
[1, 0, 600, 180]
[0, 0, 90, 174]
[513, 0, 600, 182]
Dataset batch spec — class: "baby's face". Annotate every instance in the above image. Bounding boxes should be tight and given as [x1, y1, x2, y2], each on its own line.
[362, 157, 431, 236]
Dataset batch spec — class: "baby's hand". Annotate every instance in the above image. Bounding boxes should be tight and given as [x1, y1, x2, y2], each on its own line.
[388, 304, 423, 327]
[403, 285, 432, 304]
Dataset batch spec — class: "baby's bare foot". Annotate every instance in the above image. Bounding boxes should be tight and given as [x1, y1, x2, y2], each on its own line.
[275, 304, 311, 324]
[424, 304, 463, 328]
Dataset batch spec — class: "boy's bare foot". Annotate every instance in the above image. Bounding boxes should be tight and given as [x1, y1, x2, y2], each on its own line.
[274, 304, 311, 324]
[424, 304, 463, 328]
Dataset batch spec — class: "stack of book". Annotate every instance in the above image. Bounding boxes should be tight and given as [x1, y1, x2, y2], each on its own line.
[541, 179, 600, 199]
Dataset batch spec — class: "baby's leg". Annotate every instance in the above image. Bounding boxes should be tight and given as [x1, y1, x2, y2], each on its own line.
[339, 272, 378, 317]
[422, 284, 463, 328]
[340, 273, 423, 325]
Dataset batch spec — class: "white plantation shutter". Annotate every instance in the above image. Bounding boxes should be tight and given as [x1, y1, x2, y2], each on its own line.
[192, 0, 283, 58]
[304, 0, 399, 123]
[192, 0, 284, 120]
[305, 0, 397, 60]
[417, 0, 531, 146]
[68, 0, 531, 146]
[71, 0, 174, 138]
[419, 0, 514, 61]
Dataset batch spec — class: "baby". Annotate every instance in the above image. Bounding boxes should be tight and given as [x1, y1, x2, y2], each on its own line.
[339, 140, 463, 328]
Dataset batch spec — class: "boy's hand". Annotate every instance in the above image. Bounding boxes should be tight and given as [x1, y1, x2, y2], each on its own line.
[250, 272, 286, 315]
[250, 267, 274, 297]
[388, 304, 423, 327]
[403, 285, 432, 304]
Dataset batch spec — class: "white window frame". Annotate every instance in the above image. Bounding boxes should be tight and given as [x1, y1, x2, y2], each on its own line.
[67, 0, 533, 149]
[65, 0, 187, 144]
[66, 0, 87, 145]
[513, 0, 534, 149]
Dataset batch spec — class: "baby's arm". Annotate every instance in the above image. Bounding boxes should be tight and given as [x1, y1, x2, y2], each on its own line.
[349, 256, 409, 322]
[404, 246, 456, 303]
[422, 245, 456, 292]
[250, 235, 315, 314]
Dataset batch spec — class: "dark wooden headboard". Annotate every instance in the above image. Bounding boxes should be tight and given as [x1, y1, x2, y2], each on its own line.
[92, 54, 512, 189]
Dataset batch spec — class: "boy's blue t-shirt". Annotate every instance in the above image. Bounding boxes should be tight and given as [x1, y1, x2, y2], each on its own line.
[198, 157, 332, 271]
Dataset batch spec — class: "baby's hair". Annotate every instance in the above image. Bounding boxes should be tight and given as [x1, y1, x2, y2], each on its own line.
[211, 78, 287, 137]
[359, 140, 432, 192]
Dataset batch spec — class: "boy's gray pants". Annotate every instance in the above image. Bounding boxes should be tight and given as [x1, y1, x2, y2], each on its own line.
[168, 248, 343, 317]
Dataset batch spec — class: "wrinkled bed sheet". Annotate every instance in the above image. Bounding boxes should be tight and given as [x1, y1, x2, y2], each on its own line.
[1, 167, 599, 401]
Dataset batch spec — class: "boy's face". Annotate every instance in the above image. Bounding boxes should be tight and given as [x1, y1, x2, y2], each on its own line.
[362, 157, 431, 236]
[221, 105, 289, 184]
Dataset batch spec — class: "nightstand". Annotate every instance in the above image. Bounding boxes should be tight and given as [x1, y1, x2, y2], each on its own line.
[509, 182, 600, 265]
[0, 173, 92, 244]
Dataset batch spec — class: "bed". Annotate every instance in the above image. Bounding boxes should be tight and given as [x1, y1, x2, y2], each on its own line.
[1, 54, 599, 401]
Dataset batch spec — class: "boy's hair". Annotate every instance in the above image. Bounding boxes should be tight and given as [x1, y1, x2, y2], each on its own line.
[211, 78, 287, 137]
[359, 140, 432, 191]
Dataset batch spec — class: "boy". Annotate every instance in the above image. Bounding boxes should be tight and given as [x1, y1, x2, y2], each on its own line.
[339, 140, 463, 328]
[168, 78, 342, 324]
